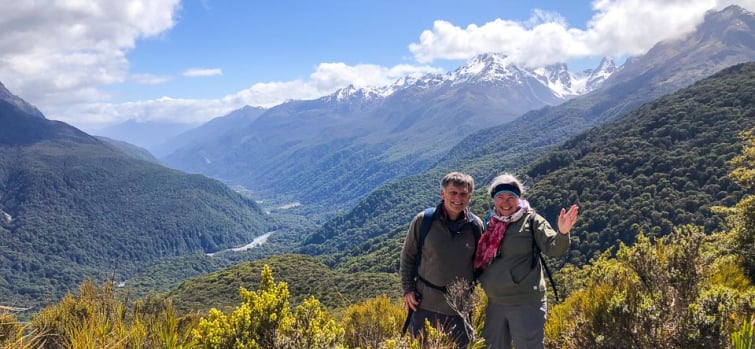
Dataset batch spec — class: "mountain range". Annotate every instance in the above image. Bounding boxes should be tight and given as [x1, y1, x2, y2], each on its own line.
[156, 53, 617, 212]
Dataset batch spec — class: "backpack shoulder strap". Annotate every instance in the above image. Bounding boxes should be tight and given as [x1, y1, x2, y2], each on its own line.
[529, 213, 560, 302]
[470, 211, 484, 279]
[415, 207, 436, 273]
[418, 207, 435, 250]
[482, 210, 493, 230]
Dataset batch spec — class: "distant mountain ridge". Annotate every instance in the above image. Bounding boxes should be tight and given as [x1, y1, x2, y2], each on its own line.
[151, 105, 267, 158]
[96, 136, 161, 164]
[94, 119, 201, 153]
[160, 53, 615, 210]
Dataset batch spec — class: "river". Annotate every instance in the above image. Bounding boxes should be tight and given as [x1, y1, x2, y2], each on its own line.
[206, 231, 276, 256]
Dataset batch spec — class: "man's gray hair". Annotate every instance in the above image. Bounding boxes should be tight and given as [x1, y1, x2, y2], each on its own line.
[441, 172, 475, 192]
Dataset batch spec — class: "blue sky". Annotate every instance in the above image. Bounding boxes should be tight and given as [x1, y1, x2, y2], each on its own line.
[1, 0, 752, 131]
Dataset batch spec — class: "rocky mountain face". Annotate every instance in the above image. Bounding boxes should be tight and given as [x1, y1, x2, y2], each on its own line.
[602, 5, 755, 97]
[160, 53, 614, 210]
[580, 57, 619, 92]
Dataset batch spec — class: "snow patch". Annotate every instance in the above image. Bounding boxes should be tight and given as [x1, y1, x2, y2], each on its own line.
[1, 210, 11, 224]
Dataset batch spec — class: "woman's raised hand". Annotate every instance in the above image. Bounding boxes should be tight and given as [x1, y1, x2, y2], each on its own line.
[557, 204, 580, 235]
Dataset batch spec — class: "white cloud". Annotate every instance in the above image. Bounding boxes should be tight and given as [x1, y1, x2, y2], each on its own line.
[0, 0, 180, 99]
[309, 62, 442, 91]
[62, 97, 230, 130]
[183, 68, 223, 77]
[408, 0, 752, 67]
[131, 73, 173, 85]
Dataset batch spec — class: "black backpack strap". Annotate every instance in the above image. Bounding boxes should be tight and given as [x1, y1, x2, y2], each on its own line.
[414, 207, 436, 277]
[529, 214, 560, 303]
[417, 275, 447, 293]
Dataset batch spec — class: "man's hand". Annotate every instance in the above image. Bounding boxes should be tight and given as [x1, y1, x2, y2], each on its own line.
[404, 291, 420, 311]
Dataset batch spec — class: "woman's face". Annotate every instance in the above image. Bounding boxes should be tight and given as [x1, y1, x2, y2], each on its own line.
[494, 192, 520, 216]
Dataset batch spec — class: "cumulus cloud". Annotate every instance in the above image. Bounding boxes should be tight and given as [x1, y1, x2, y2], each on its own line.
[409, 0, 753, 67]
[0, 1, 181, 106]
[309, 62, 442, 92]
[183, 68, 223, 77]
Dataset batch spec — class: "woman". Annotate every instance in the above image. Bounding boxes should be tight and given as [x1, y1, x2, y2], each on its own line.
[475, 173, 579, 349]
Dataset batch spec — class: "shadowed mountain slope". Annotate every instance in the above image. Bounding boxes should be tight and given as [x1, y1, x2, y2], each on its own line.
[0, 92, 271, 309]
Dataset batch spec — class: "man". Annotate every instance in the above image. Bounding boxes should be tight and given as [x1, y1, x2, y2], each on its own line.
[400, 171, 482, 348]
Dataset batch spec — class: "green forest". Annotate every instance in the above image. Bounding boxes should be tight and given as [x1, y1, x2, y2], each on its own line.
[0, 124, 272, 306]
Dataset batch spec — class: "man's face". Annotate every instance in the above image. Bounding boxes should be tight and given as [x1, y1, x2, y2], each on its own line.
[440, 183, 471, 219]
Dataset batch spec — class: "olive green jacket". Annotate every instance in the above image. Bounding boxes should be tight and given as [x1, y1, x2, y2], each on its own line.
[478, 209, 570, 305]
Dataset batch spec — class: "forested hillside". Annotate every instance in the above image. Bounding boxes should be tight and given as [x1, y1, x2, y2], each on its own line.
[166, 254, 399, 314]
[523, 62, 754, 265]
[0, 98, 272, 308]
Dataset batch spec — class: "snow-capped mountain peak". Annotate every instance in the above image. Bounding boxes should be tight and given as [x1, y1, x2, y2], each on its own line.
[327, 84, 383, 102]
[325, 53, 617, 105]
[449, 53, 521, 83]
[587, 57, 618, 90]
[533, 63, 574, 97]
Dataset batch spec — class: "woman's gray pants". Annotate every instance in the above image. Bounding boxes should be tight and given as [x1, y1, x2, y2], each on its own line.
[482, 301, 547, 349]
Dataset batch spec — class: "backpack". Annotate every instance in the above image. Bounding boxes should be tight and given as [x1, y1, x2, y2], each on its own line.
[413, 207, 483, 291]
[482, 211, 560, 302]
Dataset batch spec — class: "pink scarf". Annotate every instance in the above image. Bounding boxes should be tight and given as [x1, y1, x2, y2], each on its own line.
[474, 200, 530, 270]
